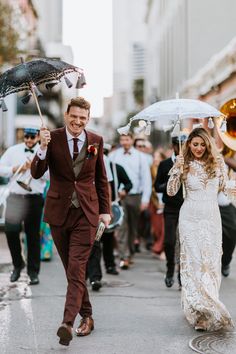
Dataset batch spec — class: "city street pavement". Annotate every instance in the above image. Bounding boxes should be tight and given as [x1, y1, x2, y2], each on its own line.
[0, 233, 236, 354]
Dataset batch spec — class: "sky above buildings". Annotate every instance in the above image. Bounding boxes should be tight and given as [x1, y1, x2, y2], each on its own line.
[63, 0, 113, 117]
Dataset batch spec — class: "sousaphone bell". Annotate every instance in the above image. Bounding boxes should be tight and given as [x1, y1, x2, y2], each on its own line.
[217, 98, 236, 151]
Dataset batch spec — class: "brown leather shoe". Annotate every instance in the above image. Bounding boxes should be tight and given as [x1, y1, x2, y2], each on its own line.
[57, 323, 73, 346]
[75, 317, 94, 336]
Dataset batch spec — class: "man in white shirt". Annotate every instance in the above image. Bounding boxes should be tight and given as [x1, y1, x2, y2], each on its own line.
[0, 127, 46, 285]
[109, 133, 152, 268]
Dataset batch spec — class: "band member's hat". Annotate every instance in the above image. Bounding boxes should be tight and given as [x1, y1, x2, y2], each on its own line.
[24, 127, 39, 135]
[171, 133, 188, 145]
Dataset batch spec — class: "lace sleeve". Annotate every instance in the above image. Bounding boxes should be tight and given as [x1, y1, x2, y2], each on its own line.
[218, 156, 228, 192]
[218, 156, 236, 200]
[167, 164, 182, 196]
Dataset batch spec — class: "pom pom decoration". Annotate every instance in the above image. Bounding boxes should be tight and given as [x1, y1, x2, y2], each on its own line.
[64, 76, 73, 88]
[117, 122, 131, 135]
[171, 120, 180, 137]
[139, 120, 147, 128]
[0, 98, 8, 112]
[21, 92, 32, 104]
[32, 84, 43, 98]
[76, 73, 86, 89]
[208, 117, 214, 129]
[220, 117, 227, 133]
[144, 121, 151, 135]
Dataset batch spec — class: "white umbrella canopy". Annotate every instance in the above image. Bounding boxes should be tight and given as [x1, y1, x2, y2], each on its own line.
[117, 98, 226, 136]
[132, 98, 222, 121]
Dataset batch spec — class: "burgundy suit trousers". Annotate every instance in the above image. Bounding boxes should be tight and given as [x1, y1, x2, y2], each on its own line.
[50, 207, 96, 326]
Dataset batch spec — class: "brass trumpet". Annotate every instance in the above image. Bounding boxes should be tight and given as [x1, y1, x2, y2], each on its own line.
[0, 161, 33, 207]
[0, 162, 25, 206]
[16, 158, 33, 192]
[17, 175, 33, 192]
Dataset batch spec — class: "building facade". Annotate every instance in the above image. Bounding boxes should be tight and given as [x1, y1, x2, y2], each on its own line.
[110, 0, 147, 129]
[145, 0, 236, 103]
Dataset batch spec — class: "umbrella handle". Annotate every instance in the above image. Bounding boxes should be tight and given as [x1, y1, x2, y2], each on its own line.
[30, 83, 46, 127]
[178, 135, 185, 198]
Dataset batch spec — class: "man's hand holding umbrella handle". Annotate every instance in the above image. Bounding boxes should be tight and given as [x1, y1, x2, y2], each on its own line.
[99, 214, 111, 228]
[40, 127, 51, 150]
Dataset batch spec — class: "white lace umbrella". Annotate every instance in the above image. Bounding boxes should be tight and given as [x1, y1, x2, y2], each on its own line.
[117, 98, 226, 138]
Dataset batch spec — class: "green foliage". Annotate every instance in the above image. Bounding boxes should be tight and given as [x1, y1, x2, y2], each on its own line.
[0, 2, 21, 66]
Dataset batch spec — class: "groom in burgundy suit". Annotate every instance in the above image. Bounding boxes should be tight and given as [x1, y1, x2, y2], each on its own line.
[31, 97, 111, 346]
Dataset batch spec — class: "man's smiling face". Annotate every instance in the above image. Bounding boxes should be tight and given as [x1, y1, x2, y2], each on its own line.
[64, 106, 90, 137]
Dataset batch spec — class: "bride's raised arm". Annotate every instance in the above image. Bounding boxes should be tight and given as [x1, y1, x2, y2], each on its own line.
[167, 159, 183, 196]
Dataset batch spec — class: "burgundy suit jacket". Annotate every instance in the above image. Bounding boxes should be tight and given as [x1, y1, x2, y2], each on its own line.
[31, 127, 110, 227]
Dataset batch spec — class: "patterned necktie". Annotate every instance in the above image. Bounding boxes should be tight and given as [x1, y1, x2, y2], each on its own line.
[73, 138, 79, 161]
[25, 148, 34, 153]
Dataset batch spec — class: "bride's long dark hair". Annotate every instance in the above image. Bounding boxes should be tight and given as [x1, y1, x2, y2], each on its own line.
[182, 127, 219, 180]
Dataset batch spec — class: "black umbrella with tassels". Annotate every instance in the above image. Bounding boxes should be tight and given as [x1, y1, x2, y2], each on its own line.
[0, 57, 86, 125]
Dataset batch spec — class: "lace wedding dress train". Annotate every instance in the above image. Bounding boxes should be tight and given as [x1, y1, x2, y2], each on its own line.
[167, 159, 234, 331]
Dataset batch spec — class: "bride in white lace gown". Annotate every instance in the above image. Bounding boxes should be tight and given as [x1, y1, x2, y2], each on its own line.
[167, 127, 234, 331]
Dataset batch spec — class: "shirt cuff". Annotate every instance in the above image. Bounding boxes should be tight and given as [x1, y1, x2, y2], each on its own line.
[37, 147, 47, 160]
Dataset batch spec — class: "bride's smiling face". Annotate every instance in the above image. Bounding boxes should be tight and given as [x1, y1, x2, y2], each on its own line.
[189, 136, 206, 160]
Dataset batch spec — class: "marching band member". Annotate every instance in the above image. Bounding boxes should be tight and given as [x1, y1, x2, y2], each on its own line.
[219, 145, 236, 277]
[0, 127, 46, 285]
[109, 133, 152, 269]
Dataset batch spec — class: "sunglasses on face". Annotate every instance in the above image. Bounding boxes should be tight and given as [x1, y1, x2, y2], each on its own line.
[24, 134, 36, 140]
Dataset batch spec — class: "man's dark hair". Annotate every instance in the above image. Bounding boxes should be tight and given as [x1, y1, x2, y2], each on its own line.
[171, 134, 188, 146]
[134, 138, 145, 148]
[120, 132, 133, 139]
[66, 97, 90, 115]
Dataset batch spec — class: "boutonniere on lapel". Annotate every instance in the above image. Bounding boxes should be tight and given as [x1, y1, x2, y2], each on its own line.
[87, 144, 98, 159]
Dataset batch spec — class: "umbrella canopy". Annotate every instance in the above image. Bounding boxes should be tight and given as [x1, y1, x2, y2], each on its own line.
[131, 98, 222, 121]
[0, 57, 86, 125]
[117, 98, 225, 136]
[0, 58, 84, 98]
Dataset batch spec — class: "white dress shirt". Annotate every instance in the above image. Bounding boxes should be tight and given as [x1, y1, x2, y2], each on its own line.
[103, 155, 113, 182]
[109, 147, 152, 203]
[0, 143, 47, 195]
[37, 128, 86, 160]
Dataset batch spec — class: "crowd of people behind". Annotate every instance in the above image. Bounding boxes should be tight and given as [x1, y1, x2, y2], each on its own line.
[1, 96, 236, 346]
